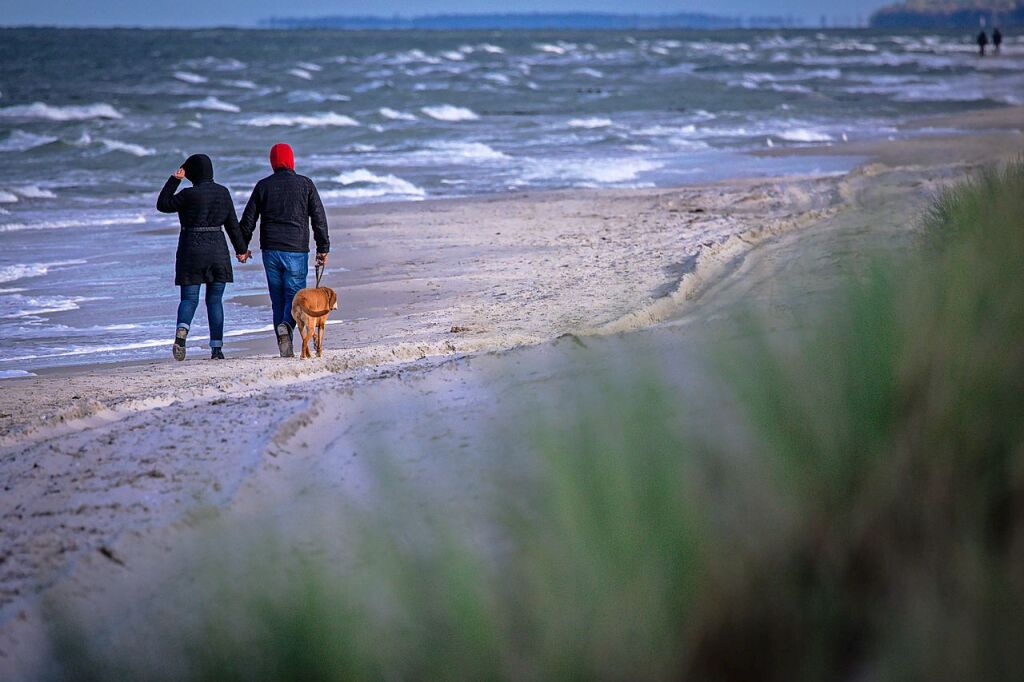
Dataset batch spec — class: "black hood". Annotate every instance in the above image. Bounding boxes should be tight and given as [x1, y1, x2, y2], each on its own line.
[182, 154, 213, 184]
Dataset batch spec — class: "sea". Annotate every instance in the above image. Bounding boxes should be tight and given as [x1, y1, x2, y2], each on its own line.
[1, 27, 1022, 374]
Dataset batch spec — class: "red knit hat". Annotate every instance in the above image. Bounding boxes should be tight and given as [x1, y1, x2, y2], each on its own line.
[270, 143, 295, 171]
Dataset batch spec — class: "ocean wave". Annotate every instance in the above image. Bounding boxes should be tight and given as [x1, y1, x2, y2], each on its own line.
[534, 43, 569, 55]
[379, 107, 418, 121]
[0, 259, 87, 284]
[244, 112, 359, 127]
[0, 129, 58, 153]
[224, 79, 258, 89]
[523, 157, 663, 186]
[178, 96, 241, 113]
[423, 141, 508, 162]
[328, 168, 426, 198]
[287, 90, 351, 104]
[172, 71, 208, 84]
[477, 44, 505, 54]
[420, 105, 479, 122]
[574, 67, 604, 79]
[441, 50, 465, 61]
[0, 294, 97, 320]
[288, 68, 314, 80]
[296, 61, 323, 72]
[776, 128, 834, 143]
[12, 185, 57, 199]
[0, 191, 18, 204]
[568, 117, 613, 129]
[180, 56, 247, 72]
[0, 370, 36, 379]
[0, 102, 123, 121]
[0, 214, 146, 233]
[481, 73, 512, 85]
[100, 138, 156, 156]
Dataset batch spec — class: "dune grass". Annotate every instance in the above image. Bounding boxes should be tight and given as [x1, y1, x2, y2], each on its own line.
[48, 159, 1024, 681]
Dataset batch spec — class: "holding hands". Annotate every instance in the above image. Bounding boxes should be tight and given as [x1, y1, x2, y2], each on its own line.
[236, 250, 252, 263]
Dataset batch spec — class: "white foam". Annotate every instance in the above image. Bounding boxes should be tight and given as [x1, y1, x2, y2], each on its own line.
[178, 96, 240, 113]
[424, 141, 508, 162]
[0, 370, 35, 379]
[477, 44, 505, 54]
[441, 51, 465, 61]
[574, 67, 604, 79]
[328, 168, 426, 198]
[535, 43, 567, 55]
[287, 91, 351, 104]
[13, 185, 57, 199]
[481, 73, 512, 85]
[0, 129, 58, 153]
[0, 259, 87, 284]
[0, 102, 123, 121]
[224, 79, 258, 89]
[0, 190, 19, 203]
[288, 68, 314, 80]
[568, 117, 613, 129]
[0, 294, 96, 319]
[0, 214, 146, 233]
[244, 112, 359, 128]
[379, 107, 418, 121]
[100, 138, 156, 157]
[173, 71, 208, 84]
[296, 61, 323, 72]
[524, 157, 663, 185]
[421, 105, 479, 122]
[777, 128, 834, 143]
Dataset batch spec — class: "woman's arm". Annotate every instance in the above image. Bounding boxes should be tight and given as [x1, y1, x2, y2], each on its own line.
[222, 189, 248, 257]
[156, 168, 187, 213]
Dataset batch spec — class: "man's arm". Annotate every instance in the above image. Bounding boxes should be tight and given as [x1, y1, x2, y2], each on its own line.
[308, 180, 330, 260]
[222, 189, 249, 258]
[239, 182, 262, 247]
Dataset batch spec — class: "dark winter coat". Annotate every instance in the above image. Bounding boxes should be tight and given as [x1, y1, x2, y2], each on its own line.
[239, 168, 330, 254]
[157, 154, 247, 286]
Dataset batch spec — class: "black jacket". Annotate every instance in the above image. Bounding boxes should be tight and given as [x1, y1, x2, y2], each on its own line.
[239, 168, 330, 254]
[157, 154, 246, 286]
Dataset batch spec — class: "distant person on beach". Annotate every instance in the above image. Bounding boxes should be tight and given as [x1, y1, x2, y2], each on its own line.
[157, 154, 249, 361]
[993, 28, 1003, 54]
[239, 143, 330, 358]
[977, 30, 989, 56]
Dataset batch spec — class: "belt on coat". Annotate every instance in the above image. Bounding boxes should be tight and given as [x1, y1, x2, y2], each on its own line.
[181, 225, 222, 232]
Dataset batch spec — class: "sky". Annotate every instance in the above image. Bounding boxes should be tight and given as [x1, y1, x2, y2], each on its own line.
[0, 0, 889, 27]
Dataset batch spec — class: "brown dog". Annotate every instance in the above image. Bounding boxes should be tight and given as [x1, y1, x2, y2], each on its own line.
[290, 287, 338, 359]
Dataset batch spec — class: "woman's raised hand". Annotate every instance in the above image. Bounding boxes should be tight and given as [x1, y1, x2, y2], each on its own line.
[173, 168, 186, 180]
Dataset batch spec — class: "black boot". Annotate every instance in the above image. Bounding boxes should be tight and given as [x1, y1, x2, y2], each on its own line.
[276, 323, 294, 358]
[211, 348, 225, 360]
[172, 326, 188, 361]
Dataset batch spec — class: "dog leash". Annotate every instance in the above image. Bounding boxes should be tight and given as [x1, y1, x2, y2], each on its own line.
[315, 262, 324, 288]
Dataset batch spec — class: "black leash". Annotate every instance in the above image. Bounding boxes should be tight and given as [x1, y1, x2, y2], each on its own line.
[315, 263, 324, 288]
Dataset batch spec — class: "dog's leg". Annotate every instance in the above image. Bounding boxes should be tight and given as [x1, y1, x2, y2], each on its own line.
[315, 319, 325, 357]
[300, 320, 312, 360]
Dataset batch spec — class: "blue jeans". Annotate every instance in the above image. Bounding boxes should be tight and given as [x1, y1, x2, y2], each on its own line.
[177, 282, 226, 348]
[263, 249, 308, 330]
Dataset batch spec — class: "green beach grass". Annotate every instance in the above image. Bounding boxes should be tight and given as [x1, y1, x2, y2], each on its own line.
[48, 159, 1024, 681]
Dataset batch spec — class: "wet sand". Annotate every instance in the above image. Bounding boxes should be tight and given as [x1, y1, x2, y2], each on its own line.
[2, 109, 1023, 677]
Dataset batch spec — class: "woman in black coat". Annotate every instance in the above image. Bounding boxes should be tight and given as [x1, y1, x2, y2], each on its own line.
[157, 154, 249, 360]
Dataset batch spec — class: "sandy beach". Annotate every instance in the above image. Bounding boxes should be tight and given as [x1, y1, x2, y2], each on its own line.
[1, 106, 1023, 676]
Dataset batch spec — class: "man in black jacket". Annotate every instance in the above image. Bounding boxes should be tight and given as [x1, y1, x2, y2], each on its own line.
[239, 143, 330, 357]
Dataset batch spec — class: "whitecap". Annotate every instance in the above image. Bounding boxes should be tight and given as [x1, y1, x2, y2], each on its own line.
[224, 79, 258, 89]
[0, 259, 87, 284]
[535, 43, 567, 55]
[296, 61, 323, 72]
[288, 68, 314, 80]
[0, 370, 36, 379]
[568, 117, 613, 129]
[0, 191, 18, 204]
[478, 44, 505, 54]
[0, 102, 123, 121]
[0, 129, 58, 153]
[379, 107, 418, 121]
[441, 51, 465, 61]
[423, 141, 508, 162]
[244, 112, 359, 127]
[173, 71, 208, 84]
[420, 104, 479, 122]
[0, 214, 146, 233]
[329, 168, 426, 198]
[777, 128, 834, 143]
[100, 139, 157, 156]
[523, 158, 662, 185]
[13, 185, 57, 199]
[481, 73, 512, 85]
[574, 67, 604, 78]
[178, 96, 240, 113]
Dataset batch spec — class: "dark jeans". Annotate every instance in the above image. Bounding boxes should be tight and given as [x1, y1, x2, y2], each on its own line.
[263, 249, 308, 330]
[177, 282, 226, 348]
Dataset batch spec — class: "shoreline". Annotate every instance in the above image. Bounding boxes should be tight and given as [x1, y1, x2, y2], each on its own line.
[2, 106, 1024, 677]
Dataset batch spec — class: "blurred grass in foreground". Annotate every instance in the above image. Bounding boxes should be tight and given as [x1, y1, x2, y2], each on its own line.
[50, 159, 1024, 681]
